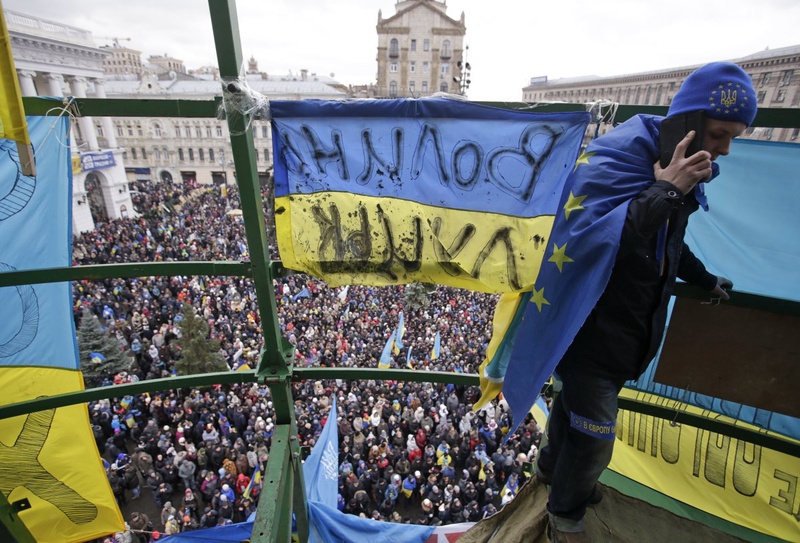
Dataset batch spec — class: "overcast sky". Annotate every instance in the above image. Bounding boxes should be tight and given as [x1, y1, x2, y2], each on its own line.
[6, 0, 799, 100]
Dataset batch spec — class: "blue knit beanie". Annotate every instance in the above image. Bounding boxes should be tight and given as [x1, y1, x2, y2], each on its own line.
[667, 61, 757, 126]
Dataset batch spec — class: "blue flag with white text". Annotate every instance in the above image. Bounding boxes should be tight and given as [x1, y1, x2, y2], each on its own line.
[303, 396, 339, 508]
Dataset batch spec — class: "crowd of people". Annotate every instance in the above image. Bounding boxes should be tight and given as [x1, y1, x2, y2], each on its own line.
[78, 180, 546, 542]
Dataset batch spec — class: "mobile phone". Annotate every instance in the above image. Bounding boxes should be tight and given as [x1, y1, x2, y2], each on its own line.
[659, 111, 706, 169]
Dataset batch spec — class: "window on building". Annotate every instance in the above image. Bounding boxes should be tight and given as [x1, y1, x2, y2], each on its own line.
[178, 148, 184, 161]
[209, 148, 215, 162]
[188, 148, 194, 161]
[440, 82, 448, 92]
[262, 126, 268, 138]
[185, 127, 191, 138]
[175, 127, 181, 138]
[390, 63, 398, 73]
[423, 61, 429, 74]
[206, 126, 212, 138]
[264, 149, 270, 162]
[127, 126, 134, 136]
[422, 81, 428, 93]
[655, 86, 664, 105]
[389, 38, 399, 58]
[122, 151, 127, 160]
[441, 63, 450, 76]
[154, 149, 161, 161]
[216, 125, 223, 137]
[442, 40, 451, 58]
[410, 61, 416, 73]
[253, 126, 258, 139]
[423, 39, 430, 52]
[389, 81, 398, 98]
[199, 148, 205, 161]
[117, 126, 123, 137]
[757, 90, 766, 103]
[781, 70, 794, 86]
[154, 124, 162, 137]
[163, 148, 169, 161]
[196, 127, 203, 138]
[131, 148, 137, 159]
[137, 125, 143, 136]
[775, 89, 787, 102]
[761, 72, 771, 86]
[411, 39, 416, 51]
[141, 148, 146, 160]
[96, 125, 104, 137]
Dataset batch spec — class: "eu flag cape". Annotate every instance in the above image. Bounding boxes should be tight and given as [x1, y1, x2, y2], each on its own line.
[477, 115, 703, 431]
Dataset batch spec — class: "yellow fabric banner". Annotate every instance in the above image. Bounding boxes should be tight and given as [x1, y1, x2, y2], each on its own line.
[0, 7, 29, 145]
[610, 390, 800, 542]
[0, 367, 125, 542]
[275, 193, 554, 294]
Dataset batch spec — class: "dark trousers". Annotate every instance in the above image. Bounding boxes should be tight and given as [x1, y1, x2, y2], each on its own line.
[536, 363, 624, 528]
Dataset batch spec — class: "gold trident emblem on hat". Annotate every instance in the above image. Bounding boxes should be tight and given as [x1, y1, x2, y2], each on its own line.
[720, 88, 737, 108]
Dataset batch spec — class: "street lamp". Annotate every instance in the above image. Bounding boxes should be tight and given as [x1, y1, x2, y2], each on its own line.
[454, 45, 472, 96]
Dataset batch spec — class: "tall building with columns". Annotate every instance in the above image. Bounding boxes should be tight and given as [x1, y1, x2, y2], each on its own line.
[376, 0, 467, 98]
[7, 9, 134, 233]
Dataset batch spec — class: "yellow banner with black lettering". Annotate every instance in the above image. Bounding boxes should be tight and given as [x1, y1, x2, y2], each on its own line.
[610, 390, 800, 542]
[0, 367, 124, 542]
[275, 192, 554, 293]
[269, 98, 590, 294]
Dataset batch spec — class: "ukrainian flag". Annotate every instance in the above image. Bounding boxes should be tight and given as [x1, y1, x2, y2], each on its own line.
[270, 98, 590, 294]
[0, 115, 124, 541]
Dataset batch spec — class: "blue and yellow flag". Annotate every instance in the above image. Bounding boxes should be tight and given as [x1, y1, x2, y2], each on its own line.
[393, 311, 405, 355]
[0, 8, 33, 176]
[242, 464, 262, 500]
[378, 329, 396, 369]
[270, 98, 589, 293]
[0, 116, 124, 541]
[479, 115, 689, 432]
[405, 346, 413, 369]
[430, 331, 441, 361]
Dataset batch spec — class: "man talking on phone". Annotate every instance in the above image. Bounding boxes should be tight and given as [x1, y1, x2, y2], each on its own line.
[534, 62, 756, 542]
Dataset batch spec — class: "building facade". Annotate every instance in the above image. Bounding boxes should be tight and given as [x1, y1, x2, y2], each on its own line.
[7, 8, 348, 232]
[376, 0, 467, 98]
[522, 45, 800, 143]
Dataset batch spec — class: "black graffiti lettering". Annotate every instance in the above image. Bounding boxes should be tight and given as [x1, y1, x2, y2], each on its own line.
[470, 227, 521, 291]
[375, 205, 423, 281]
[358, 128, 403, 185]
[660, 418, 681, 464]
[636, 412, 648, 453]
[451, 140, 483, 190]
[279, 131, 313, 177]
[345, 205, 372, 260]
[699, 430, 729, 488]
[732, 440, 761, 497]
[0, 407, 97, 524]
[301, 125, 350, 180]
[411, 123, 449, 186]
[312, 203, 345, 261]
[429, 217, 476, 277]
[487, 124, 562, 203]
[769, 469, 799, 518]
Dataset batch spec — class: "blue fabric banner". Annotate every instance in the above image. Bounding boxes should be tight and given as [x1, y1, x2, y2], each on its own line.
[303, 396, 339, 508]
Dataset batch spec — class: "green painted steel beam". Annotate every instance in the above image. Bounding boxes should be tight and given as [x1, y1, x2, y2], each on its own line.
[0, 261, 251, 288]
[252, 424, 294, 542]
[0, 494, 36, 543]
[293, 367, 480, 387]
[22, 96, 219, 118]
[0, 371, 256, 420]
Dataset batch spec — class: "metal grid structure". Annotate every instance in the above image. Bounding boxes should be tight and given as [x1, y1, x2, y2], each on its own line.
[1, 1, 799, 541]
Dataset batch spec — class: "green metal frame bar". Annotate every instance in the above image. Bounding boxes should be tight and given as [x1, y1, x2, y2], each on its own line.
[1, 3, 797, 542]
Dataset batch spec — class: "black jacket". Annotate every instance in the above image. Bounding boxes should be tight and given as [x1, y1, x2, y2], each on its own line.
[560, 180, 717, 381]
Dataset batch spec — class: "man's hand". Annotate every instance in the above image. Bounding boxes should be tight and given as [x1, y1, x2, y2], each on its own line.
[711, 276, 733, 300]
[653, 130, 712, 195]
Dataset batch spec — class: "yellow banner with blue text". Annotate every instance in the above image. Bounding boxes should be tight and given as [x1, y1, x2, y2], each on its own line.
[610, 389, 800, 542]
